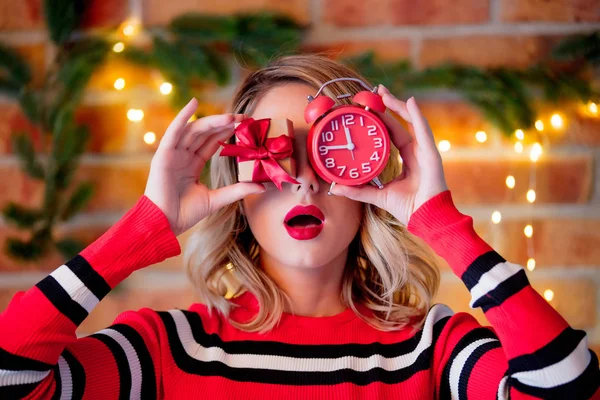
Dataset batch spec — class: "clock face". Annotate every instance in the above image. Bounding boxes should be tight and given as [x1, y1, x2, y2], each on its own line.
[307, 105, 390, 186]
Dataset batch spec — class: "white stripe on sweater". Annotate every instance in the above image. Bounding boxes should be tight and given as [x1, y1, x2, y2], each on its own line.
[512, 335, 592, 388]
[96, 328, 143, 400]
[448, 338, 499, 400]
[169, 304, 454, 373]
[57, 355, 73, 400]
[468, 262, 523, 308]
[50, 265, 100, 313]
[0, 369, 49, 386]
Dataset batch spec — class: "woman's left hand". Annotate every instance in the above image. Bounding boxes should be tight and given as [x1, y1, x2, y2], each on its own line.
[330, 85, 448, 226]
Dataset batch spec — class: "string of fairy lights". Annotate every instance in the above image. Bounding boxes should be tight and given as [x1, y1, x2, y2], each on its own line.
[437, 101, 599, 303]
[108, 17, 600, 304]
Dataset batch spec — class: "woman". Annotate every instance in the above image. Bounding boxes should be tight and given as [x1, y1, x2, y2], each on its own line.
[1, 55, 598, 399]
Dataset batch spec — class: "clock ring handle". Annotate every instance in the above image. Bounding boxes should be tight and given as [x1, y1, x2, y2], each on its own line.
[309, 77, 378, 101]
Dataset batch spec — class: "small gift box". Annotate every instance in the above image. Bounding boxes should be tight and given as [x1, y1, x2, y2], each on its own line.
[219, 118, 299, 191]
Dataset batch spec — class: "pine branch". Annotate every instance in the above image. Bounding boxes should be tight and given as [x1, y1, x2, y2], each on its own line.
[2, 203, 43, 229]
[0, 43, 31, 85]
[59, 182, 94, 221]
[55, 237, 85, 260]
[12, 133, 45, 180]
[43, 0, 88, 44]
[169, 14, 236, 42]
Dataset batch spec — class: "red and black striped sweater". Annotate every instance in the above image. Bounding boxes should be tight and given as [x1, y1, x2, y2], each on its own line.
[1, 191, 598, 399]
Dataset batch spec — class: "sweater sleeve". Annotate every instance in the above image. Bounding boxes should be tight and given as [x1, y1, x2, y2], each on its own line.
[407, 190, 600, 400]
[0, 196, 181, 399]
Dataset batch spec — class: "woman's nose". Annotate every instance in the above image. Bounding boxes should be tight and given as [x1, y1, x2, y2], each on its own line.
[291, 154, 320, 195]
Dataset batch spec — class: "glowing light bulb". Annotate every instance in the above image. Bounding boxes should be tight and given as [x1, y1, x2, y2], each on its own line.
[491, 211, 502, 224]
[527, 258, 536, 271]
[475, 130, 487, 143]
[438, 140, 451, 152]
[527, 189, 536, 203]
[550, 113, 564, 130]
[127, 109, 144, 122]
[535, 120, 544, 131]
[529, 142, 542, 162]
[114, 78, 125, 90]
[543, 289, 554, 301]
[524, 224, 533, 238]
[160, 82, 173, 95]
[143, 131, 156, 144]
[506, 175, 516, 189]
[515, 129, 524, 140]
[514, 141, 523, 153]
[587, 101, 598, 116]
[113, 42, 125, 53]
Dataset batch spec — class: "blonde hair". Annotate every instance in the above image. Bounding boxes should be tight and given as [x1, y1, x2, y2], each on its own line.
[184, 54, 440, 333]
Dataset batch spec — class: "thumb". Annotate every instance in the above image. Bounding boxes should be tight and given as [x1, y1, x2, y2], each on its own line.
[208, 182, 266, 213]
[330, 183, 382, 207]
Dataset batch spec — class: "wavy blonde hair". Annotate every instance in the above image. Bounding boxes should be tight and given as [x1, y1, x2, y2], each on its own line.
[184, 54, 440, 333]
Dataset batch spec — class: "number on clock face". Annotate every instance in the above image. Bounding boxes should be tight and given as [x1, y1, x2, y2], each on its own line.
[317, 111, 386, 182]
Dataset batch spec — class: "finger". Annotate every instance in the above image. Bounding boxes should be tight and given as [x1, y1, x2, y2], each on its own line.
[330, 183, 384, 208]
[406, 97, 436, 148]
[160, 98, 199, 149]
[377, 111, 413, 150]
[208, 182, 266, 213]
[378, 85, 412, 123]
[178, 114, 238, 149]
[193, 124, 236, 161]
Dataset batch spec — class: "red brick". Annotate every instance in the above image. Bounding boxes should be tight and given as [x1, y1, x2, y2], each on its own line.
[420, 35, 562, 68]
[388, 0, 489, 25]
[419, 100, 493, 147]
[142, 0, 311, 26]
[76, 163, 150, 212]
[500, 0, 600, 22]
[75, 103, 130, 153]
[0, 0, 43, 31]
[80, 0, 128, 29]
[322, 0, 391, 27]
[323, 0, 489, 27]
[497, 218, 600, 267]
[436, 277, 596, 329]
[302, 39, 412, 62]
[444, 156, 593, 205]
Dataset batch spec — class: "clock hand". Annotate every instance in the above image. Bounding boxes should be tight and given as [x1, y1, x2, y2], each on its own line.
[344, 126, 355, 160]
[322, 144, 351, 150]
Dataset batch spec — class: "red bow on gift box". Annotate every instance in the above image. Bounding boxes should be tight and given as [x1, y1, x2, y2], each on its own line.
[218, 118, 300, 191]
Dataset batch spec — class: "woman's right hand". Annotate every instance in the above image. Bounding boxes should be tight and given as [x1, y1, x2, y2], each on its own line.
[144, 98, 266, 236]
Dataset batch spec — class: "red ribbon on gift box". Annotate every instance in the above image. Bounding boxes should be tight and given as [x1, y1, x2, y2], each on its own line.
[218, 118, 300, 191]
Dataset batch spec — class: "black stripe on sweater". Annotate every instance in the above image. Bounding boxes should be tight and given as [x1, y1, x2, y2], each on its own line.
[36, 276, 88, 326]
[508, 327, 586, 373]
[66, 255, 112, 301]
[458, 340, 502, 400]
[89, 334, 131, 400]
[110, 324, 157, 399]
[62, 349, 85, 400]
[158, 310, 451, 386]
[0, 346, 53, 371]
[180, 309, 437, 359]
[473, 269, 530, 312]
[0, 381, 40, 399]
[439, 328, 499, 399]
[461, 251, 506, 291]
[510, 349, 600, 399]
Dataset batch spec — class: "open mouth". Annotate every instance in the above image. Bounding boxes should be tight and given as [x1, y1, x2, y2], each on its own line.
[285, 214, 323, 228]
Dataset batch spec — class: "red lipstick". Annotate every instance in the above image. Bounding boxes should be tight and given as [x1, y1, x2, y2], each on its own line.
[284, 205, 325, 240]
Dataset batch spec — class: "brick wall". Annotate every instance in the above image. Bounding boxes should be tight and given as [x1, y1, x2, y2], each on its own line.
[0, 0, 599, 353]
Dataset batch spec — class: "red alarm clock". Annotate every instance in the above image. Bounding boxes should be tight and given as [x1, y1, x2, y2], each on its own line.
[305, 77, 390, 188]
